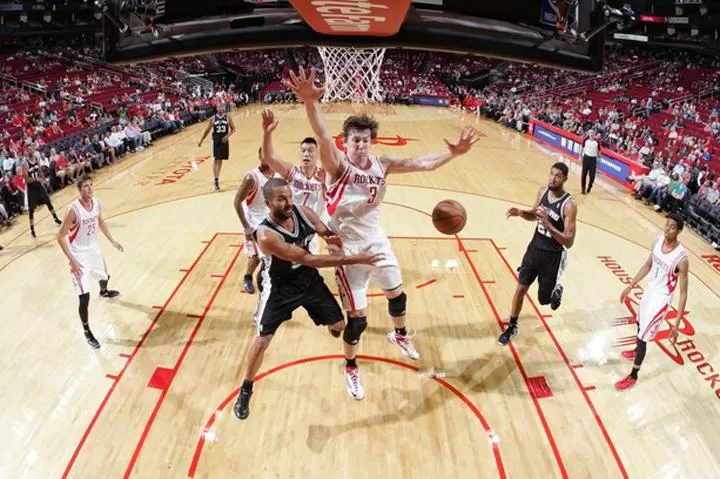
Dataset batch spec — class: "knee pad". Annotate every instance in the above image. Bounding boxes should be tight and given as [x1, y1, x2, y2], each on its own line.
[388, 292, 407, 317]
[343, 316, 367, 345]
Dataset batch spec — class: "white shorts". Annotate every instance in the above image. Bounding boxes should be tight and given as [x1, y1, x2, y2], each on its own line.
[70, 250, 109, 296]
[334, 236, 402, 312]
[637, 290, 671, 342]
[244, 214, 265, 258]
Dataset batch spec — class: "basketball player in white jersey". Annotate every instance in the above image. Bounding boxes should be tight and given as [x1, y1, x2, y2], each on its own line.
[56, 175, 123, 348]
[260, 109, 326, 253]
[198, 102, 235, 191]
[233, 148, 281, 294]
[615, 213, 689, 391]
[283, 66, 477, 400]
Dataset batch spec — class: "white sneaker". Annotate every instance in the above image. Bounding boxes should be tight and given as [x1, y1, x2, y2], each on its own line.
[387, 331, 420, 360]
[345, 366, 365, 400]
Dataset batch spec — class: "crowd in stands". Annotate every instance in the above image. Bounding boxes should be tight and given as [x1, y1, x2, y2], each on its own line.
[0, 38, 718, 249]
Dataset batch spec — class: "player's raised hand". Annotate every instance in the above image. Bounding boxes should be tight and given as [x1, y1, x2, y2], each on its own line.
[282, 66, 324, 103]
[444, 127, 478, 156]
[262, 110, 279, 134]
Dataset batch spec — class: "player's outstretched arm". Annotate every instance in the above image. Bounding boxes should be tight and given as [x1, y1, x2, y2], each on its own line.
[261, 110, 293, 179]
[670, 257, 690, 344]
[98, 210, 123, 252]
[281, 67, 345, 179]
[507, 187, 544, 221]
[257, 229, 382, 268]
[233, 174, 257, 235]
[381, 127, 477, 174]
[56, 207, 82, 275]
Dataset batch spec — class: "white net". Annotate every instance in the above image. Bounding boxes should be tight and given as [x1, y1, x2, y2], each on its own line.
[316, 46, 386, 103]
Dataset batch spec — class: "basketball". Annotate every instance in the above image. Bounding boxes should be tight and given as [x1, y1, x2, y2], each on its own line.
[432, 200, 467, 235]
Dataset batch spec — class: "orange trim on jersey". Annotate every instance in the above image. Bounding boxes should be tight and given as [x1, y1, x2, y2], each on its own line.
[246, 183, 258, 206]
[68, 205, 81, 244]
[666, 251, 687, 294]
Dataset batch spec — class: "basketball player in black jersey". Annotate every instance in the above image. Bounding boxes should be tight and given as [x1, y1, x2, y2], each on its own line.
[498, 162, 577, 346]
[198, 102, 235, 190]
[234, 177, 382, 420]
[18, 145, 62, 238]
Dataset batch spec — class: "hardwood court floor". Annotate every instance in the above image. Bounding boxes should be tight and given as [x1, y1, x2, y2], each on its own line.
[1, 104, 719, 479]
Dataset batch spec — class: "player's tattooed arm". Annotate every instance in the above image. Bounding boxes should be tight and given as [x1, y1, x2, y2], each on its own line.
[234, 174, 256, 236]
[381, 127, 477, 174]
[261, 110, 293, 178]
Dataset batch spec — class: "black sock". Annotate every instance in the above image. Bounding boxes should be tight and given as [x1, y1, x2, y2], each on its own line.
[395, 327, 407, 337]
[241, 379, 253, 392]
[629, 367, 639, 380]
[79, 293, 90, 332]
[509, 316, 518, 326]
[346, 358, 357, 368]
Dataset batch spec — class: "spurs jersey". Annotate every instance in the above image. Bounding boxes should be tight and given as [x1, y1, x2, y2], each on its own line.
[68, 198, 101, 254]
[325, 155, 386, 243]
[212, 113, 229, 143]
[286, 166, 326, 217]
[532, 188, 573, 252]
[244, 167, 281, 228]
[646, 236, 688, 296]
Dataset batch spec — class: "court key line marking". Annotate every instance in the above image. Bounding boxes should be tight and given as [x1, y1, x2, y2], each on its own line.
[187, 354, 506, 479]
[62, 233, 223, 479]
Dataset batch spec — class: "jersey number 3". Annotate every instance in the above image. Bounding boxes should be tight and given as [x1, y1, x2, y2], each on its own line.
[368, 186, 378, 204]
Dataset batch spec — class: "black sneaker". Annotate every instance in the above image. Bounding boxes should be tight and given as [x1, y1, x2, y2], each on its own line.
[243, 275, 255, 294]
[84, 330, 100, 349]
[100, 289, 120, 298]
[498, 324, 517, 346]
[550, 284, 563, 311]
[234, 388, 252, 420]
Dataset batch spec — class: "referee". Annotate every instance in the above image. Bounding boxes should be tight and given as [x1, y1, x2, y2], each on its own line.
[580, 130, 599, 194]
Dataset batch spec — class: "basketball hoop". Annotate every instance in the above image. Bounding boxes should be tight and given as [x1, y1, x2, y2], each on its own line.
[316, 47, 386, 103]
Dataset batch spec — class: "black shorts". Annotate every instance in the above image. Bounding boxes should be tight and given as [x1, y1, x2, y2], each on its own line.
[213, 141, 229, 160]
[517, 242, 567, 299]
[26, 182, 52, 212]
[255, 270, 343, 336]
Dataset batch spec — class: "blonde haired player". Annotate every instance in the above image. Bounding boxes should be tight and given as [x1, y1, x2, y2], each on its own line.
[615, 213, 689, 390]
[283, 66, 477, 400]
[57, 175, 123, 348]
[259, 109, 326, 253]
[233, 148, 281, 294]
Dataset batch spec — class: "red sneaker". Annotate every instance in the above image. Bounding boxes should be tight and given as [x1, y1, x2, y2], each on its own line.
[621, 350, 636, 360]
[615, 376, 637, 391]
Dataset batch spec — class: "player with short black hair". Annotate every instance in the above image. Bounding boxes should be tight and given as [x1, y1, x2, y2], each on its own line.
[499, 161, 577, 346]
[198, 102, 235, 190]
[615, 213, 689, 390]
[233, 177, 382, 420]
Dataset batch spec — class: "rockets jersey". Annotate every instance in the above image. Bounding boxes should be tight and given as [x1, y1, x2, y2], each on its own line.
[286, 165, 326, 217]
[325, 155, 386, 243]
[646, 235, 688, 296]
[68, 197, 101, 254]
[244, 167, 281, 228]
